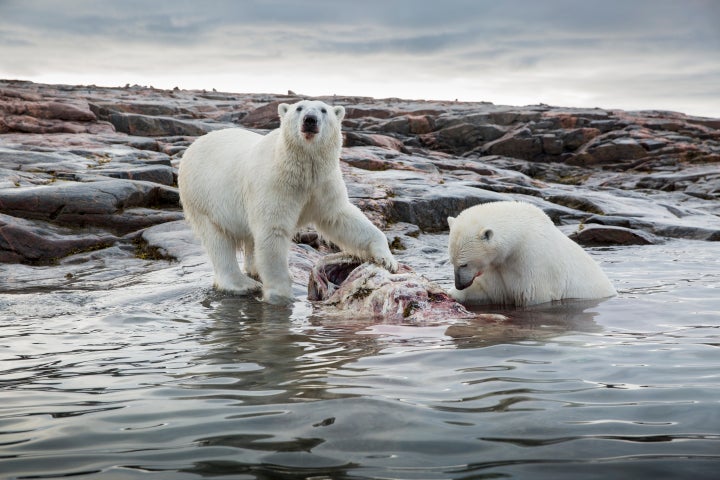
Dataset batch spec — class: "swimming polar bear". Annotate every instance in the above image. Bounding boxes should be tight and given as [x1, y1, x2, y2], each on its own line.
[448, 201, 616, 306]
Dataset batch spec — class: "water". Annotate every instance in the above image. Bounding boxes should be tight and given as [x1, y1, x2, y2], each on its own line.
[1, 237, 719, 479]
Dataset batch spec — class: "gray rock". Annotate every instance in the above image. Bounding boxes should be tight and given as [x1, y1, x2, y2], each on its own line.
[0, 179, 180, 234]
[573, 137, 648, 165]
[541, 134, 564, 155]
[481, 127, 543, 160]
[569, 224, 657, 246]
[106, 113, 219, 137]
[387, 182, 508, 231]
[95, 165, 175, 186]
[0, 213, 116, 264]
[423, 123, 505, 154]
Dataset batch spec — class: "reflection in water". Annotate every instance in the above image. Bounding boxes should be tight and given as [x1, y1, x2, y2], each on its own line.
[173, 293, 610, 477]
[448, 298, 604, 348]
[190, 295, 357, 404]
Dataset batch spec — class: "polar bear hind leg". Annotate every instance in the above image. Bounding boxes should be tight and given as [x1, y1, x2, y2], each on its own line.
[195, 217, 262, 294]
[241, 237, 260, 280]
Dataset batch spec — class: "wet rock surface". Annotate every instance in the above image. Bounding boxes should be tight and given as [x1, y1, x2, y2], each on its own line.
[1, 80, 719, 302]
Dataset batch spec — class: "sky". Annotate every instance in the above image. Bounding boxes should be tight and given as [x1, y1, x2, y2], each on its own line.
[1, 0, 719, 117]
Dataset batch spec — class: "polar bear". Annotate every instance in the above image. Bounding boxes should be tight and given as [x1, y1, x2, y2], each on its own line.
[178, 99, 398, 304]
[447, 201, 616, 306]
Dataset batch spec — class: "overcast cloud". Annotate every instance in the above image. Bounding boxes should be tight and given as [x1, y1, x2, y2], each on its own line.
[1, 0, 718, 116]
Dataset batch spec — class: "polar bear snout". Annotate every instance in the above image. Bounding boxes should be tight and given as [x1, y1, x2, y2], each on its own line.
[301, 114, 319, 134]
[454, 265, 480, 290]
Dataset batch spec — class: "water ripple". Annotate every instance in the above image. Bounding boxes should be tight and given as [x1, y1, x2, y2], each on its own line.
[1, 240, 719, 478]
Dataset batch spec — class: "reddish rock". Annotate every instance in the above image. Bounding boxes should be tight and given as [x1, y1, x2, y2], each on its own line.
[548, 113, 580, 129]
[0, 89, 97, 134]
[0, 87, 42, 102]
[341, 151, 392, 171]
[241, 100, 297, 129]
[376, 115, 435, 135]
[344, 132, 405, 152]
[344, 105, 397, 119]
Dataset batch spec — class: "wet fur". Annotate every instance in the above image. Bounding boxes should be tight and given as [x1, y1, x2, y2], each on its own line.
[448, 201, 616, 306]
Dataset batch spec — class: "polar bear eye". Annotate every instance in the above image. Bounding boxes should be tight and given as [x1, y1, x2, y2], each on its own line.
[296, 106, 303, 112]
[321, 108, 327, 114]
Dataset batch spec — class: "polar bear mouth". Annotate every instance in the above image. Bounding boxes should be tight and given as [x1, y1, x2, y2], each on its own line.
[301, 115, 320, 138]
[455, 269, 483, 290]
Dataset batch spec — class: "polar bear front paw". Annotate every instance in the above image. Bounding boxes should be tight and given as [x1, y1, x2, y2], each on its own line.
[376, 252, 399, 273]
[366, 240, 398, 273]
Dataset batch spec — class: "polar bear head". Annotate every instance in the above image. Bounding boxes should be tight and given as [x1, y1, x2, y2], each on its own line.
[447, 201, 539, 290]
[278, 100, 345, 150]
[447, 213, 499, 290]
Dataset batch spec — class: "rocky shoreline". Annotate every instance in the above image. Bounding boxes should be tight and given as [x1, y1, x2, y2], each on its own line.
[1, 79, 718, 285]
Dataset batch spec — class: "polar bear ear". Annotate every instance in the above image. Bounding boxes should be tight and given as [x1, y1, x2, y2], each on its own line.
[479, 228, 493, 241]
[333, 105, 346, 121]
[447, 216, 455, 229]
[278, 103, 290, 118]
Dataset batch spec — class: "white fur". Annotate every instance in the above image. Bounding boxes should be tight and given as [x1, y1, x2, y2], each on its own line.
[447, 201, 616, 306]
[178, 100, 397, 304]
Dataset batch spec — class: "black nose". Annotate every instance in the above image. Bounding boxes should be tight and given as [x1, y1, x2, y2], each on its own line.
[303, 114, 318, 127]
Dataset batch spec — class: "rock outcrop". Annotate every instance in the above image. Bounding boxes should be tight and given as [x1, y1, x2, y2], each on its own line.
[0, 79, 718, 268]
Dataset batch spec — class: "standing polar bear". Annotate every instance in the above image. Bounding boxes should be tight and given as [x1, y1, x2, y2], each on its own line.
[448, 201, 616, 306]
[178, 100, 398, 304]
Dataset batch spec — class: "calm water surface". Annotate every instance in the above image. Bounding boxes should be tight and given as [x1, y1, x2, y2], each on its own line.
[1, 237, 719, 479]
